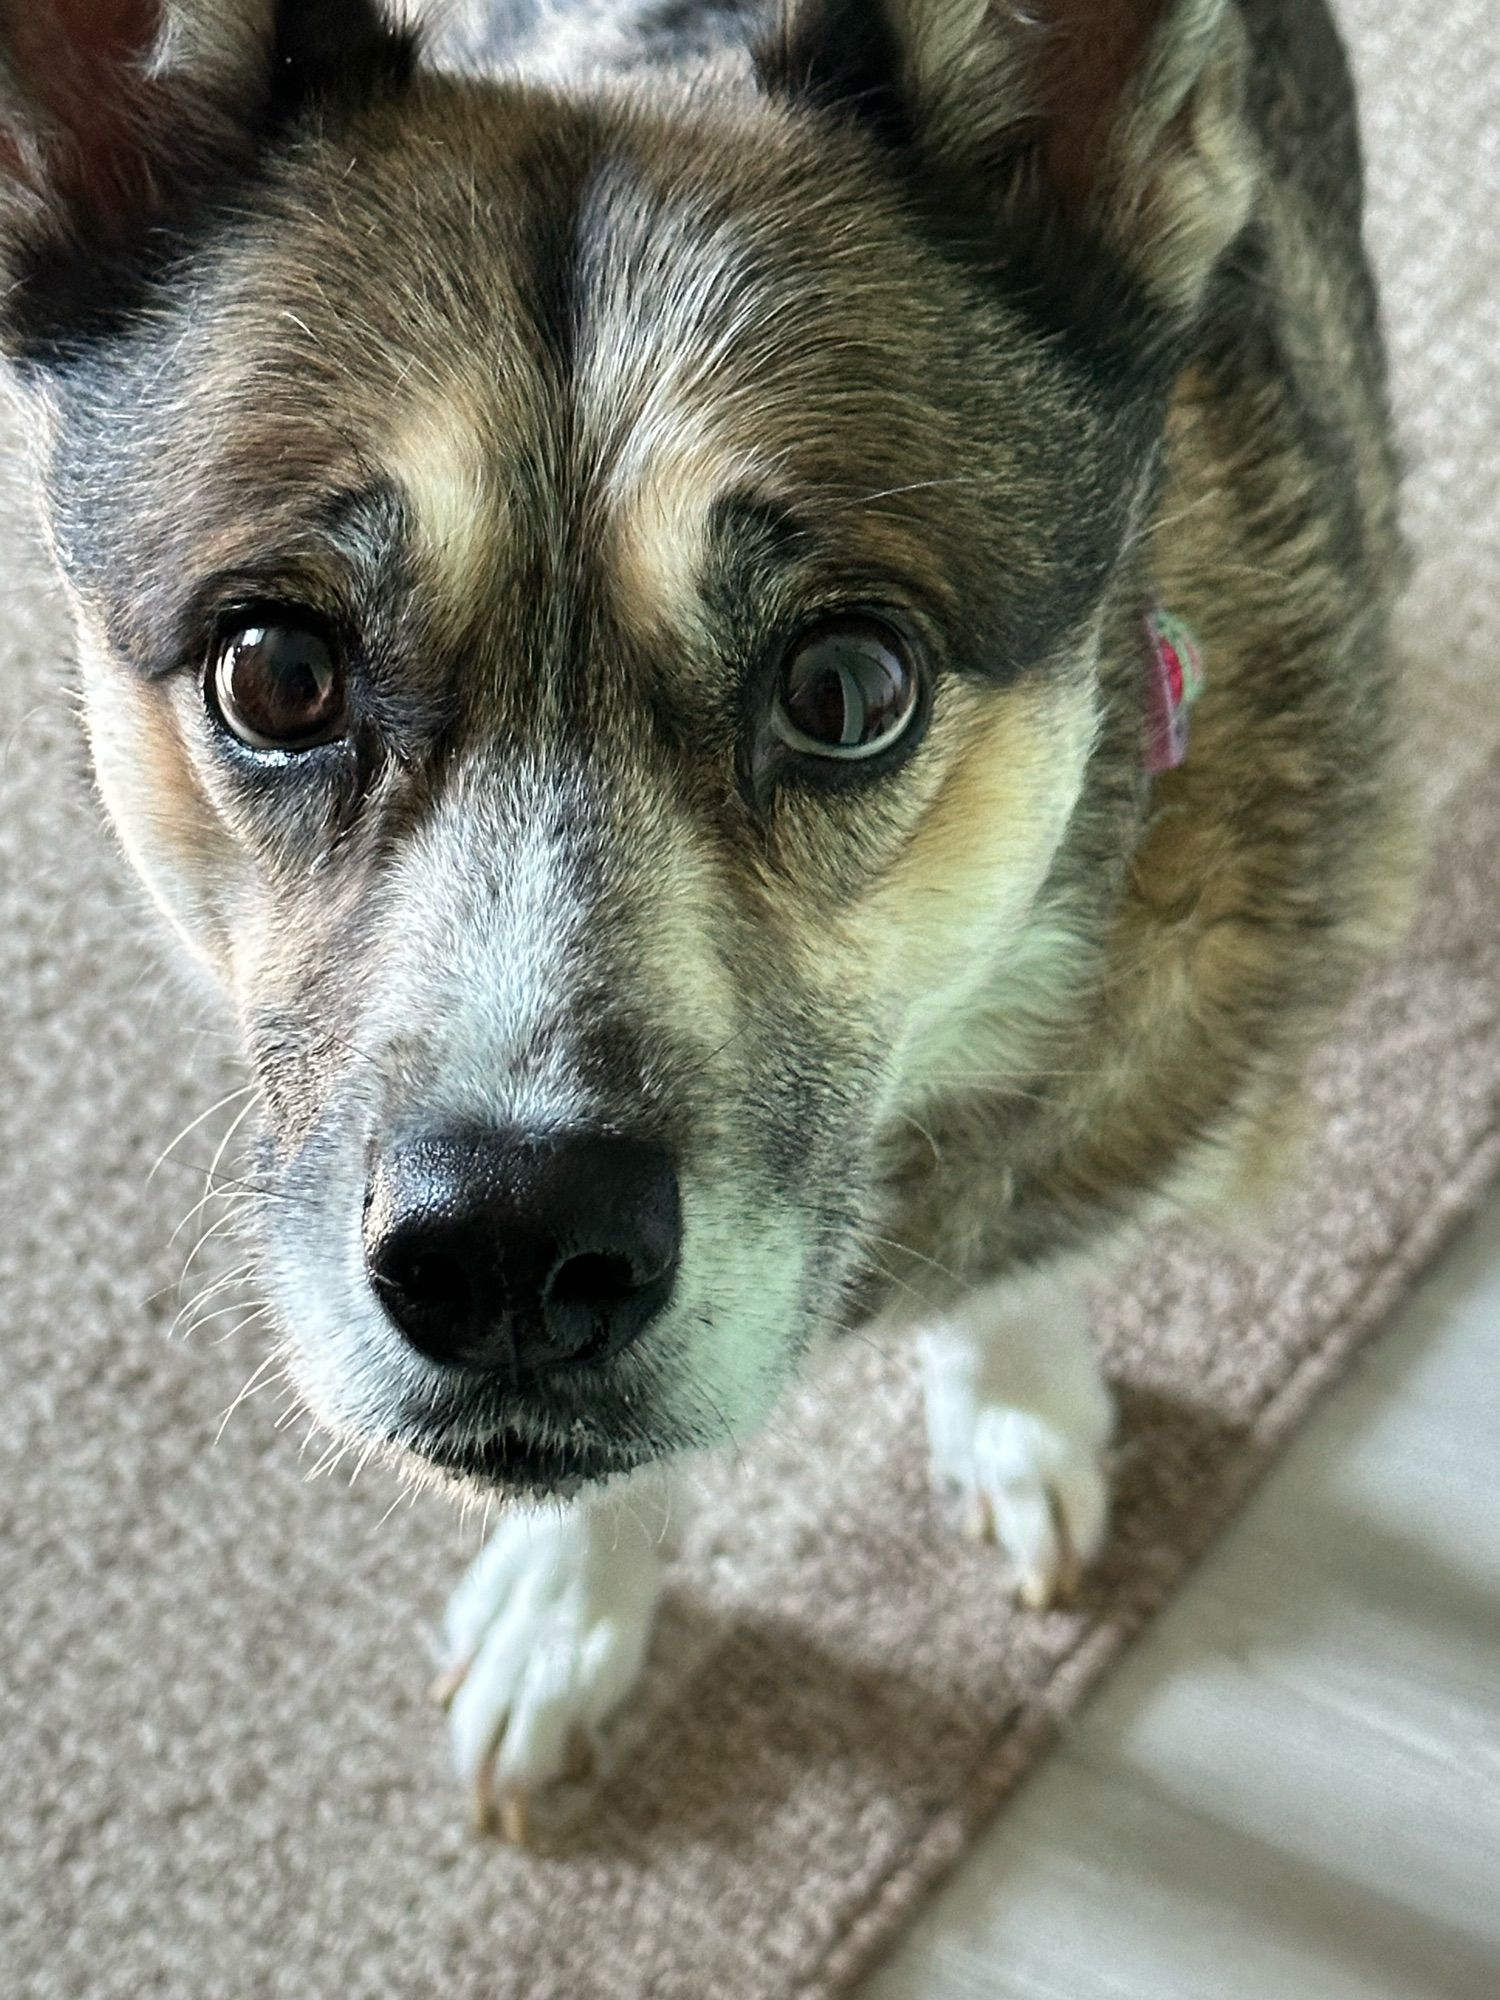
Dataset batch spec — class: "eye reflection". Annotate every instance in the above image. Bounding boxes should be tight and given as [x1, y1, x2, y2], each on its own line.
[210, 619, 347, 752]
[774, 615, 919, 760]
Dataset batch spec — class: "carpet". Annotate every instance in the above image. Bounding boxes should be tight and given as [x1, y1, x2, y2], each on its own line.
[2, 3, 1497, 1996]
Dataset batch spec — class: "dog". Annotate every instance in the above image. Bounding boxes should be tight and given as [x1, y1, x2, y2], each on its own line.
[0, 0, 1409, 1837]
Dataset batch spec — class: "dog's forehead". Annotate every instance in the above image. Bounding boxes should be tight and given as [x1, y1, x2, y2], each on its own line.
[178, 81, 962, 657]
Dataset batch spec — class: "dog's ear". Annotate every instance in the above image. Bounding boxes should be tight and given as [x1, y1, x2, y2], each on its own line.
[0, 0, 417, 358]
[759, 0, 1255, 320]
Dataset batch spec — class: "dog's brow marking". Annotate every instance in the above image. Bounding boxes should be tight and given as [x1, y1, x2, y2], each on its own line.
[606, 413, 776, 639]
[384, 386, 500, 606]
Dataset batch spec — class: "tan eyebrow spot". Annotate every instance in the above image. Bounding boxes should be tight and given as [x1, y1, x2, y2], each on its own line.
[384, 383, 503, 613]
[608, 411, 722, 640]
[604, 392, 786, 648]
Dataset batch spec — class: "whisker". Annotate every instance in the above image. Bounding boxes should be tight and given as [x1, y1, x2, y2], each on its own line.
[176, 1207, 251, 1294]
[147, 1083, 257, 1184]
[305, 1438, 353, 1483]
[895, 1110, 944, 1167]
[213, 1354, 290, 1445]
[168, 1260, 255, 1338]
[858, 1254, 939, 1316]
[183, 1296, 272, 1342]
[822, 473, 988, 515]
[862, 1228, 965, 1289]
[210, 1305, 276, 1348]
[378, 1487, 417, 1529]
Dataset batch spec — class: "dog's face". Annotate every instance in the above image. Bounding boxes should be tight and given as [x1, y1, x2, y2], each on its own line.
[1, 0, 1250, 1491]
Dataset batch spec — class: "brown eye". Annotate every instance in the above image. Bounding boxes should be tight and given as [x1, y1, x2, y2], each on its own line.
[210, 620, 347, 751]
[774, 615, 919, 761]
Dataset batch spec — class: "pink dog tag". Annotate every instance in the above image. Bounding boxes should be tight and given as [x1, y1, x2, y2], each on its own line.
[1143, 604, 1205, 775]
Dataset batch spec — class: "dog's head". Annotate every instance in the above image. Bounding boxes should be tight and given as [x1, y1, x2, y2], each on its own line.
[1, 0, 1253, 1493]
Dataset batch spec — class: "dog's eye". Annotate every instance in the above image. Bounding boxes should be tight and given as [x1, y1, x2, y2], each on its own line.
[210, 620, 347, 752]
[774, 616, 919, 761]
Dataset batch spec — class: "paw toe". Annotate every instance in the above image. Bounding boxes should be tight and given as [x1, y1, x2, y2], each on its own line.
[968, 1407, 1109, 1608]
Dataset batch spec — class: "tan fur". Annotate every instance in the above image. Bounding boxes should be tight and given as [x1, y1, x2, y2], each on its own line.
[605, 415, 763, 648]
[862, 668, 1100, 1078]
[80, 639, 242, 970]
[385, 382, 506, 616]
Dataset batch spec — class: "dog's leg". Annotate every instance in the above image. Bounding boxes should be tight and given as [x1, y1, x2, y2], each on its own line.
[434, 1475, 674, 1839]
[917, 1266, 1114, 1608]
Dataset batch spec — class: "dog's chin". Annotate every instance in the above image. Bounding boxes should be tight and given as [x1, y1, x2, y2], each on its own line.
[394, 1422, 655, 1501]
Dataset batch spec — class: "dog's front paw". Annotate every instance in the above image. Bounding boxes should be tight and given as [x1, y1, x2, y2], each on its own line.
[917, 1272, 1114, 1609]
[925, 1394, 1111, 1608]
[434, 1500, 664, 1840]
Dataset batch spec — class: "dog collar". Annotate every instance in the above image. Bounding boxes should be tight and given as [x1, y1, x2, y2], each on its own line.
[1142, 603, 1205, 775]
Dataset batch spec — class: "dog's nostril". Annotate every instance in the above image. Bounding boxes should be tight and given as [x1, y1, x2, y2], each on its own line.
[544, 1250, 650, 1366]
[547, 1250, 641, 1311]
[379, 1248, 472, 1321]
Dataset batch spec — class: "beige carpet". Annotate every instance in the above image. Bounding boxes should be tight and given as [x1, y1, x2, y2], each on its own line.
[2, 5, 1498, 1997]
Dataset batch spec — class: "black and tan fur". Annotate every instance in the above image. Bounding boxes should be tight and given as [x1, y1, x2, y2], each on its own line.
[1, 0, 1409, 1816]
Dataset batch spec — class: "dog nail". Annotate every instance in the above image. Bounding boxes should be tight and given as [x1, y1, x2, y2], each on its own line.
[429, 1657, 472, 1710]
[499, 1788, 531, 1847]
[1048, 1489, 1082, 1604]
[1017, 1571, 1054, 1612]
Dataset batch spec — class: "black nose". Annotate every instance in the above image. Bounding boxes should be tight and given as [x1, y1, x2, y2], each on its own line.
[364, 1129, 681, 1379]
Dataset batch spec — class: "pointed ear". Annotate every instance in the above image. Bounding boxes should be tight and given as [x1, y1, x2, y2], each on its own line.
[759, 0, 1256, 319]
[0, 0, 416, 357]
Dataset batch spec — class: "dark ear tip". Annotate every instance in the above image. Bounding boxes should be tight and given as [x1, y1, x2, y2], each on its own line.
[0, 0, 423, 365]
[270, 0, 423, 110]
[752, 0, 912, 149]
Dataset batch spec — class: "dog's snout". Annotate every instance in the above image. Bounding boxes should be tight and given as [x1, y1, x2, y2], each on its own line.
[363, 1129, 681, 1379]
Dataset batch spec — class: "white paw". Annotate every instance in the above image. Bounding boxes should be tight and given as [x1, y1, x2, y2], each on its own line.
[433, 1499, 664, 1839]
[918, 1271, 1114, 1609]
